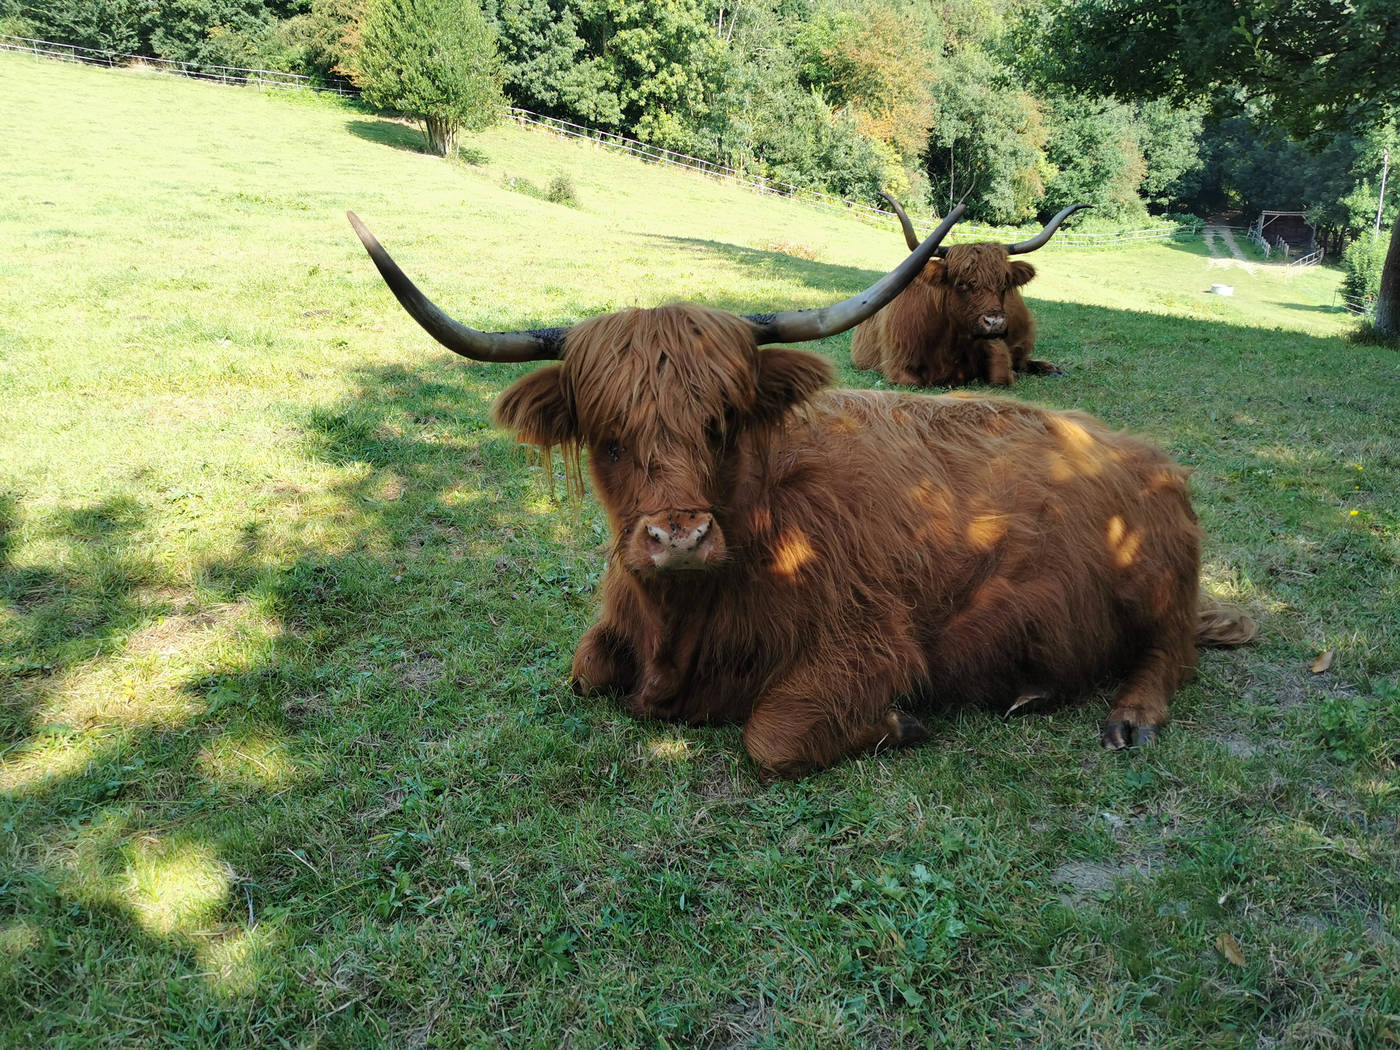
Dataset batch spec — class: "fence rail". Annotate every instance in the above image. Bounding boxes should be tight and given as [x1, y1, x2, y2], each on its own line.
[1335, 290, 1377, 317]
[1286, 247, 1325, 271]
[4, 31, 1202, 246]
[0, 34, 358, 95]
[507, 109, 1201, 246]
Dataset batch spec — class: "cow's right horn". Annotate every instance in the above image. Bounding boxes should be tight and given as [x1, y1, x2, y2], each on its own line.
[1006, 204, 1090, 255]
[745, 204, 965, 346]
[348, 212, 568, 362]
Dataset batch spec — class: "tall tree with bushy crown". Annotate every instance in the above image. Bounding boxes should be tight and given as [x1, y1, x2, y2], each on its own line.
[355, 0, 504, 155]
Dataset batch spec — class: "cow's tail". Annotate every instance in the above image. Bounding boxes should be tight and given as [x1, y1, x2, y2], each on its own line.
[1196, 599, 1258, 648]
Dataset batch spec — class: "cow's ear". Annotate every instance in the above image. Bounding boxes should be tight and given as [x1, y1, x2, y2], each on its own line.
[752, 348, 833, 424]
[494, 365, 578, 448]
[924, 259, 949, 284]
[1009, 261, 1036, 287]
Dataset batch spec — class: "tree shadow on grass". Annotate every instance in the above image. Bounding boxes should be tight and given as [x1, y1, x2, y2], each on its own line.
[1, 495, 157, 740]
[2, 355, 740, 1042]
[346, 117, 430, 155]
[344, 118, 490, 166]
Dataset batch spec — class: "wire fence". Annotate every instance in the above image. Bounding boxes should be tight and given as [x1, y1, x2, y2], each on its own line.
[1334, 290, 1377, 317]
[0, 33, 359, 95]
[1, 31, 1204, 247]
[506, 107, 1202, 247]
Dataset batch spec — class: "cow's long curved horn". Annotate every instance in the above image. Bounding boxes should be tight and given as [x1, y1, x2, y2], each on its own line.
[880, 191, 922, 252]
[348, 212, 568, 362]
[745, 203, 965, 346]
[1006, 204, 1090, 255]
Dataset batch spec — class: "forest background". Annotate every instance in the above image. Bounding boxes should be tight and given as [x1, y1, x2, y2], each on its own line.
[4, 0, 1395, 258]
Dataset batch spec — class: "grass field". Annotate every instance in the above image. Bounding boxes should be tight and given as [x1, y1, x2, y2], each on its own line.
[1, 51, 1398, 1049]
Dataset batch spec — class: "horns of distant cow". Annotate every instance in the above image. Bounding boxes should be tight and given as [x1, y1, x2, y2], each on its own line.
[348, 204, 965, 360]
[880, 192, 923, 252]
[348, 211, 568, 362]
[1006, 204, 1090, 255]
[878, 194, 1089, 258]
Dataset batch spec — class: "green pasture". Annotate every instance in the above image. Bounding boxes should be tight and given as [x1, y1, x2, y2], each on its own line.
[1, 52, 1397, 1049]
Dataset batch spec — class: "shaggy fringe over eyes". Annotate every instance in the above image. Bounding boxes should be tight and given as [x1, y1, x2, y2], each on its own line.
[942, 243, 1019, 289]
[562, 304, 760, 478]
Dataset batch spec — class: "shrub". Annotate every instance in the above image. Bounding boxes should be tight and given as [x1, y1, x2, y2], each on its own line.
[1341, 230, 1385, 305]
[544, 172, 579, 207]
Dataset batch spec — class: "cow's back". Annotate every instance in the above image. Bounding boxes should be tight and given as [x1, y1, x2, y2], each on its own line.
[768, 389, 1201, 707]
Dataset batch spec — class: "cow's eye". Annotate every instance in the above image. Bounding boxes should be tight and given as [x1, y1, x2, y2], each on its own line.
[604, 440, 626, 463]
[704, 415, 732, 451]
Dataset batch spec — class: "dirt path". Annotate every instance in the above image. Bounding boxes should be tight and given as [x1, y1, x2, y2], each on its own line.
[1203, 224, 1258, 274]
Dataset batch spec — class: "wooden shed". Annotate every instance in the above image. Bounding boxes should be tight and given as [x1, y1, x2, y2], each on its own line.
[1254, 211, 1317, 256]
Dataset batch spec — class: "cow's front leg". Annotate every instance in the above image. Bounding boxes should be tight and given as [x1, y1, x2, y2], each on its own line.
[741, 667, 927, 779]
[570, 623, 637, 697]
[1101, 637, 1195, 749]
[981, 340, 1015, 386]
[1020, 358, 1065, 376]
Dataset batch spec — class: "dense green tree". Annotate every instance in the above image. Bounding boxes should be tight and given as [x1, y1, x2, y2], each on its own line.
[355, 0, 504, 155]
[924, 48, 1046, 223]
[489, 0, 621, 125]
[280, 0, 361, 83]
[1134, 98, 1204, 212]
[794, 0, 939, 164]
[696, 1, 895, 197]
[2, 0, 146, 52]
[569, 0, 723, 151]
[1029, 0, 1400, 337]
[1041, 95, 1146, 222]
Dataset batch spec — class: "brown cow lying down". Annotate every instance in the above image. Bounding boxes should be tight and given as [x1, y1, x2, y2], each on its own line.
[852, 194, 1085, 387]
[349, 208, 1255, 780]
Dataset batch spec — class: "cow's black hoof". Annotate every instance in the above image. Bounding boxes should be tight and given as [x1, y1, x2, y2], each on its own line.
[1101, 720, 1131, 749]
[893, 710, 929, 745]
[1102, 720, 1160, 749]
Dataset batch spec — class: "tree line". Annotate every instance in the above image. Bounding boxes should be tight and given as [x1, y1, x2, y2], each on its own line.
[3, 0, 1390, 233]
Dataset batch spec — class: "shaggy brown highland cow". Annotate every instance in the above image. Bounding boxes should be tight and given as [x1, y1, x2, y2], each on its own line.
[349, 208, 1255, 779]
[851, 194, 1085, 387]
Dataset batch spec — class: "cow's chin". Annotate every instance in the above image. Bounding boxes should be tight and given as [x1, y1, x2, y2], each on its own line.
[621, 517, 727, 581]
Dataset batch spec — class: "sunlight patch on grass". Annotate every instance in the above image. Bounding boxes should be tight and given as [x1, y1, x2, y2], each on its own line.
[197, 924, 278, 997]
[35, 672, 201, 732]
[648, 736, 693, 762]
[0, 919, 41, 958]
[123, 839, 232, 938]
[124, 600, 258, 660]
[0, 730, 110, 794]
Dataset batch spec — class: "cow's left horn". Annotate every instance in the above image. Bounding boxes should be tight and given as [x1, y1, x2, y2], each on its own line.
[746, 203, 965, 346]
[348, 212, 568, 362]
[880, 191, 922, 252]
[1006, 204, 1090, 255]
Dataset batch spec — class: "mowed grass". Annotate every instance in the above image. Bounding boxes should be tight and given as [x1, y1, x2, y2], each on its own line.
[1, 51, 1397, 1049]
